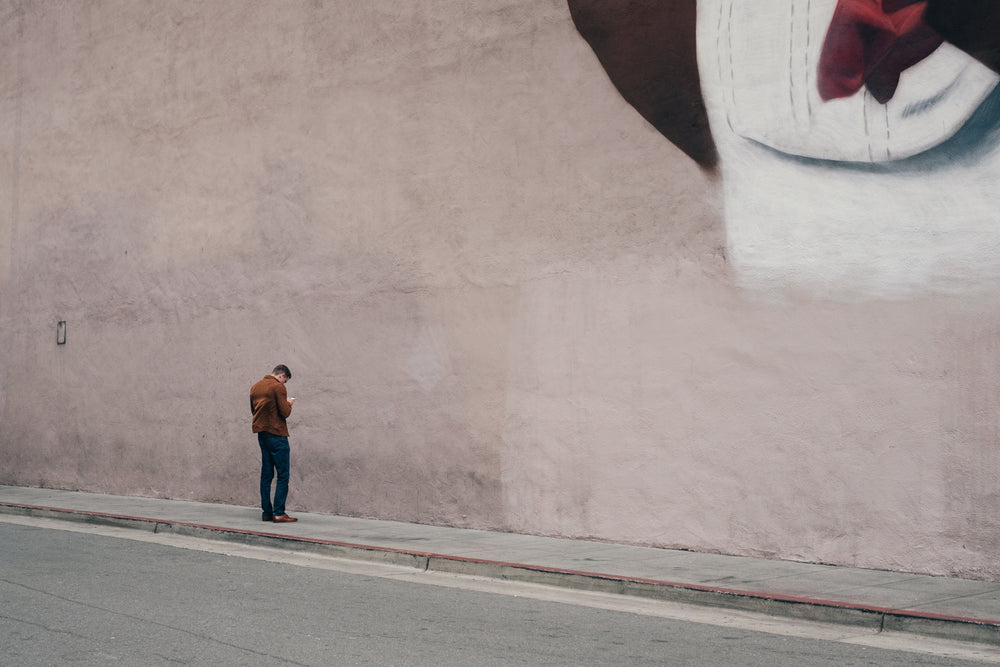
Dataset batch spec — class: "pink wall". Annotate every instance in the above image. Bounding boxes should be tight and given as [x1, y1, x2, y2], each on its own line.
[1, 0, 998, 581]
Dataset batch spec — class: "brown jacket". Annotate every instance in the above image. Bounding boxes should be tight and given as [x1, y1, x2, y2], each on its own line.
[250, 375, 293, 437]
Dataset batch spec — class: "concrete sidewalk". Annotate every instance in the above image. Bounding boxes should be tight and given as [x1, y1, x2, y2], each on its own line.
[1, 485, 998, 647]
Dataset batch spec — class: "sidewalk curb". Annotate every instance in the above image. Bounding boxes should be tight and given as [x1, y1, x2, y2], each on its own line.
[4, 501, 999, 647]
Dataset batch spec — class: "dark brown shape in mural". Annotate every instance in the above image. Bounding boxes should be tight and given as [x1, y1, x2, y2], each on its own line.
[925, 0, 1000, 72]
[566, 0, 717, 171]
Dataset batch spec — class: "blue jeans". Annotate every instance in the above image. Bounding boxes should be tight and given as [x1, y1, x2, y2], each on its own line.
[258, 432, 290, 516]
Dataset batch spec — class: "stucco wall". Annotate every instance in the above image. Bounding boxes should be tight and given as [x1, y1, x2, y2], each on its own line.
[1, 0, 999, 581]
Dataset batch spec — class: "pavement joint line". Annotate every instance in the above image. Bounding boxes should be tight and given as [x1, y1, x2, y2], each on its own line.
[3, 501, 999, 647]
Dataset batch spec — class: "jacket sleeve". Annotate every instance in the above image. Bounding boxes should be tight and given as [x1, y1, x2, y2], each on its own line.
[275, 384, 293, 419]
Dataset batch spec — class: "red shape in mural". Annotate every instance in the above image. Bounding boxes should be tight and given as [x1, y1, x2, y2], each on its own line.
[818, 0, 943, 103]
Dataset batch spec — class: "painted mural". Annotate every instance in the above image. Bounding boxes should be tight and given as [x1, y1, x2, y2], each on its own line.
[569, 1, 1000, 297]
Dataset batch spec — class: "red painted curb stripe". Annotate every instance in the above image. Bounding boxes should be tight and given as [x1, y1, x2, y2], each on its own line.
[5, 502, 1000, 629]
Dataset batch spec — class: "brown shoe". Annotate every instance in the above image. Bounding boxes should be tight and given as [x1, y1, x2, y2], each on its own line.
[273, 514, 298, 523]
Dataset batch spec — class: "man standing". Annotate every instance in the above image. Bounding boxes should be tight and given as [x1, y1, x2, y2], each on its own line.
[250, 364, 297, 523]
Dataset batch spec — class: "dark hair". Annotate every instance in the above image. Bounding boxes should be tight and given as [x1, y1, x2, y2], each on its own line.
[272, 364, 291, 379]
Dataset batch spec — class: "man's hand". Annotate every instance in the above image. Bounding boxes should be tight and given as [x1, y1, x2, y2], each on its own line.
[288, 397, 296, 405]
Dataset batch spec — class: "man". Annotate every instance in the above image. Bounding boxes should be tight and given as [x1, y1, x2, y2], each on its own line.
[250, 364, 297, 523]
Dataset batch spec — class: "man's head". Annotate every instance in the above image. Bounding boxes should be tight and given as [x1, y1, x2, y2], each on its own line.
[272, 364, 292, 383]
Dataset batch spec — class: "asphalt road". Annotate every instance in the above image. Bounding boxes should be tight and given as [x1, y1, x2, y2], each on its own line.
[1, 518, 995, 666]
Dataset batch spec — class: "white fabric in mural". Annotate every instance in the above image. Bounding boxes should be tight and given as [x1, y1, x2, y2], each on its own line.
[698, 0, 1000, 298]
